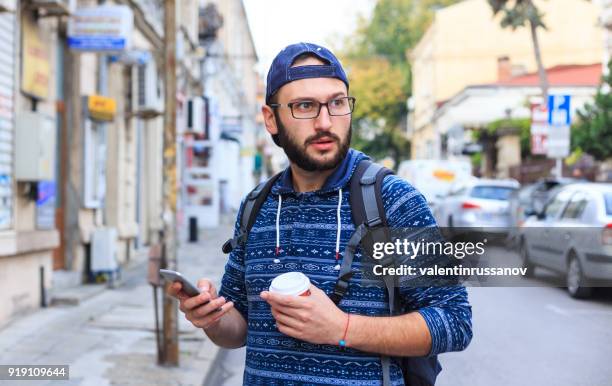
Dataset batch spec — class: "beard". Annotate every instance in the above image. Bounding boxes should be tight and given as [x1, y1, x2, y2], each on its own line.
[273, 111, 351, 172]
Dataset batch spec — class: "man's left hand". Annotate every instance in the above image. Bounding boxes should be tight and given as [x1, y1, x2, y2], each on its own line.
[260, 284, 346, 346]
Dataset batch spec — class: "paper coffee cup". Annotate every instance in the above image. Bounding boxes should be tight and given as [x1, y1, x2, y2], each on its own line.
[269, 272, 311, 296]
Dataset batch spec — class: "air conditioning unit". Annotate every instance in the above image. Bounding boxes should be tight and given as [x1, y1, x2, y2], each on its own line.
[0, 0, 16, 12]
[28, 0, 76, 16]
[91, 227, 118, 273]
[135, 59, 163, 119]
[185, 96, 205, 134]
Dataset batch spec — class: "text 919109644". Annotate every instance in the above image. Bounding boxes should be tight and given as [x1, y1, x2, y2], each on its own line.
[0, 365, 69, 380]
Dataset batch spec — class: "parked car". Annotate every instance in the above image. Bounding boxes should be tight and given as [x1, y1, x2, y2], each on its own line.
[397, 159, 472, 212]
[506, 177, 579, 246]
[509, 177, 579, 228]
[435, 178, 520, 232]
[519, 183, 612, 298]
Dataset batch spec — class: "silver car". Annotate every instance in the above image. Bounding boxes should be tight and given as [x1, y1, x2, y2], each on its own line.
[435, 178, 520, 232]
[519, 183, 612, 298]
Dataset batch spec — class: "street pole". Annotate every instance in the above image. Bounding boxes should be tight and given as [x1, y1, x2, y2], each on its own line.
[555, 158, 562, 178]
[161, 0, 179, 366]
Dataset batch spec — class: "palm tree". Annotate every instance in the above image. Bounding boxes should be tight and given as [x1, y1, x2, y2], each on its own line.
[489, 0, 549, 106]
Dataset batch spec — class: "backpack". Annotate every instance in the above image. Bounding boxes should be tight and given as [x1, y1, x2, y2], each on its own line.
[222, 159, 442, 386]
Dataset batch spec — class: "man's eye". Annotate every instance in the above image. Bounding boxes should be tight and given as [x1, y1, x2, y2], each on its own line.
[295, 101, 315, 110]
[331, 98, 346, 107]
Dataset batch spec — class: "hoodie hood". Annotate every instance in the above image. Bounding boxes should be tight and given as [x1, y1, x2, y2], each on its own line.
[271, 148, 370, 196]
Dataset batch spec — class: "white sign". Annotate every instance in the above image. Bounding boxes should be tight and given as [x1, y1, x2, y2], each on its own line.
[530, 104, 548, 155]
[68, 5, 133, 52]
[547, 125, 571, 158]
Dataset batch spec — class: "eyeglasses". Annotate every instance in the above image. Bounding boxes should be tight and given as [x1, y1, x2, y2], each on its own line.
[269, 96, 356, 119]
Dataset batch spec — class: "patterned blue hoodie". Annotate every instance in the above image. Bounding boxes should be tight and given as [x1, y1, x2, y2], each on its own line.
[219, 149, 472, 385]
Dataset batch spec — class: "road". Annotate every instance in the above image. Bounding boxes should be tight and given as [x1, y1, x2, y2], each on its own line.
[205, 245, 612, 386]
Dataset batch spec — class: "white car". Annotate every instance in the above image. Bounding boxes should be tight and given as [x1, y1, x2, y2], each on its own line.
[397, 159, 472, 211]
[435, 178, 520, 232]
[519, 183, 612, 298]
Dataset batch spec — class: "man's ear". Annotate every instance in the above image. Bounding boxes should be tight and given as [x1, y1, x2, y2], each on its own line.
[262, 105, 279, 136]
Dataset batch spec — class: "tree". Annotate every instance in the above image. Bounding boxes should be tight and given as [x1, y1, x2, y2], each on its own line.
[571, 61, 612, 161]
[489, 0, 550, 105]
[341, 0, 460, 165]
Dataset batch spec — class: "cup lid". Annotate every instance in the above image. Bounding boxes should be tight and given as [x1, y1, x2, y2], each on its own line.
[269, 272, 311, 296]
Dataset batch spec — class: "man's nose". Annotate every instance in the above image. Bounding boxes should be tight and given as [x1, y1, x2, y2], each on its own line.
[314, 103, 333, 131]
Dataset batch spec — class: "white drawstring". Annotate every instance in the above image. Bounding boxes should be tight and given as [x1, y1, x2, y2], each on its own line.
[273, 189, 343, 268]
[274, 194, 282, 263]
[334, 188, 342, 271]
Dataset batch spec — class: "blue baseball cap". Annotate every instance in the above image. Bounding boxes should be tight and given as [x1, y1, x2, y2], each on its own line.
[265, 42, 349, 105]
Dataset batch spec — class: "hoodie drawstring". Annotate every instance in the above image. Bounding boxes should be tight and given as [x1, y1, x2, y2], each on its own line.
[274, 194, 282, 263]
[272, 189, 343, 269]
[334, 188, 342, 270]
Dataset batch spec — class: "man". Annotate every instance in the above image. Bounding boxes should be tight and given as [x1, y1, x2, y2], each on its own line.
[168, 42, 472, 385]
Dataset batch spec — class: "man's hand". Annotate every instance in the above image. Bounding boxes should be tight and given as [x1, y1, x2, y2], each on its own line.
[260, 284, 346, 346]
[166, 278, 234, 330]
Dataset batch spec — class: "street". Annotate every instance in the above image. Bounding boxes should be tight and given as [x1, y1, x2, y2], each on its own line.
[205, 245, 612, 386]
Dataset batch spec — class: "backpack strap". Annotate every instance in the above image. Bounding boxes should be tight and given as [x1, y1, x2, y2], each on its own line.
[330, 160, 394, 304]
[222, 172, 282, 254]
[330, 159, 400, 386]
[353, 161, 396, 386]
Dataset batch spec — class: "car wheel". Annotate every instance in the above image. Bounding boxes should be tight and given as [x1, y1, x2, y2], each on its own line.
[520, 240, 535, 278]
[566, 255, 592, 299]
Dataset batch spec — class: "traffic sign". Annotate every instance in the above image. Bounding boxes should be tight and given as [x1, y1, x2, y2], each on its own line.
[548, 95, 571, 126]
[546, 95, 571, 158]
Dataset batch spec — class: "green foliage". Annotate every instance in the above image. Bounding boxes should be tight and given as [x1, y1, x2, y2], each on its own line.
[341, 0, 460, 164]
[470, 152, 482, 168]
[488, 0, 546, 30]
[571, 62, 612, 161]
[474, 118, 531, 157]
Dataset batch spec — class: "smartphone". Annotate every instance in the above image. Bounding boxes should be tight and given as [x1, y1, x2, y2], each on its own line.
[159, 269, 223, 312]
[159, 269, 202, 297]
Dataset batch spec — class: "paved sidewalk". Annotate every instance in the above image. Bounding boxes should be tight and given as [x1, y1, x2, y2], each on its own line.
[0, 224, 233, 386]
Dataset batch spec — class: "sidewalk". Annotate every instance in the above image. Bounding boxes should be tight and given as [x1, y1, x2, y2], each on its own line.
[0, 224, 234, 386]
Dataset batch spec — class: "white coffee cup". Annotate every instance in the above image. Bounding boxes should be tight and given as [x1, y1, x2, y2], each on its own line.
[269, 272, 311, 296]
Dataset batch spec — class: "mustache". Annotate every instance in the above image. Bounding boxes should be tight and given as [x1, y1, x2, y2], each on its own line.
[304, 132, 340, 146]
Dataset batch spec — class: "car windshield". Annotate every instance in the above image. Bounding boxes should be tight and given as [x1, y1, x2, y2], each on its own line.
[470, 186, 516, 201]
[605, 193, 612, 216]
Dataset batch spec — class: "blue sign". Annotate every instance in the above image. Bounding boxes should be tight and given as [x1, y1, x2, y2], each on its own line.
[548, 95, 571, 126]
[36, 181, 56, 230]
[67, 5, 133, 53]
[68, 37, 127, 52]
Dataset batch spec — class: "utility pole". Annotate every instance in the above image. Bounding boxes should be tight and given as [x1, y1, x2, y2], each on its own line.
[161, 0, 179, 366]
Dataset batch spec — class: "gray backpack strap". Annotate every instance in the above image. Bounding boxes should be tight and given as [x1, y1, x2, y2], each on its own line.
[222, 172, 282, 254]
[356, 162, 396, 386]
[328, 160, 395, 386]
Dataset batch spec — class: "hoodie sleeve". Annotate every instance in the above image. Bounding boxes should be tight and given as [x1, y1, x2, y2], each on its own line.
[218, 199, 249, 327]
[380, 174, 473, 356]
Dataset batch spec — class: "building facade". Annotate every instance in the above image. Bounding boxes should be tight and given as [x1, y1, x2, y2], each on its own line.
[0, 0, 205, 328]
[409, 0, 604, 160]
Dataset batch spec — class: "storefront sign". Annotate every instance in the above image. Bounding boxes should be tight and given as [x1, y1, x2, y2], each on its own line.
[22, 14, 50, 99]
[36, 181, 56, 230]
[68, 5, 133, 52]
[109, 50, 151, 66]
[87, 95, 116, 121]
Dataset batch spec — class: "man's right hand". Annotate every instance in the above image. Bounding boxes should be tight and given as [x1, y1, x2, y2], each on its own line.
[166, 278, 235, 330]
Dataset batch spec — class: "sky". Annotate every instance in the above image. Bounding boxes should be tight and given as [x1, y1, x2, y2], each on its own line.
[242, 0, 376, 76]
